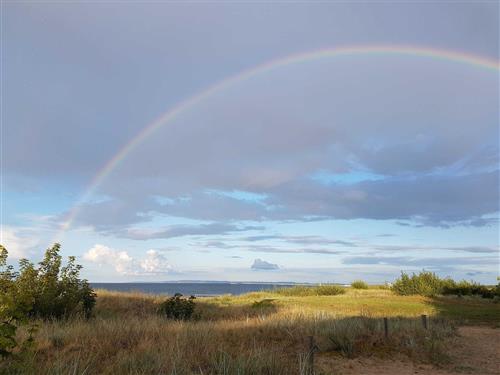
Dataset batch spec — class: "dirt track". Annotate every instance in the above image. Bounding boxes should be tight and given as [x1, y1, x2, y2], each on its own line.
[317, 326, 500, 375]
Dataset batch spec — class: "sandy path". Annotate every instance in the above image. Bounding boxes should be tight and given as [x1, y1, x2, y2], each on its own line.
[316, 326, 500, 375]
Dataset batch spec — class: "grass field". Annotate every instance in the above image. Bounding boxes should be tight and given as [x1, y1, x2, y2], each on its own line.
[2, 287, 499, 374]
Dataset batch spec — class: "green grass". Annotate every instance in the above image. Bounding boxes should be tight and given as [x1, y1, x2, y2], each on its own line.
[2, 288, 498, 374]
[204, 288, 499, 323]
[268, 284, 345, 296]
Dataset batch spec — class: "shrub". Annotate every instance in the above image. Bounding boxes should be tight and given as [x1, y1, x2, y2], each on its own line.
[392, 271, 448, 296]
[158, 293, 196, 320]
[0, 244, 96, 356]
[272, 285, 345, 296]
[0, 246, 35, 357]
[18, 244, 97, 319]
[392, 270, 497, 298]
[442, 280, 497, 299]
[315, 285, 346, 296]
[351, 280, 369, 289]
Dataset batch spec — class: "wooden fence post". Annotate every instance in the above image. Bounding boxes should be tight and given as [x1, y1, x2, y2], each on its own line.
[307, 335, 315, 375]
[421, 314, 428, 329]
[383, 317, 389, 338]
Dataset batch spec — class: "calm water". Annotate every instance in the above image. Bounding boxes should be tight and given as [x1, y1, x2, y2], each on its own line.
[91, 282, 297, 296]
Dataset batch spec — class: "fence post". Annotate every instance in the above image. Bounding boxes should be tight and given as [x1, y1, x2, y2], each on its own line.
[421, 314, 428, 330]
[383, 317, 389, 338]
[307, 335, 315, 375]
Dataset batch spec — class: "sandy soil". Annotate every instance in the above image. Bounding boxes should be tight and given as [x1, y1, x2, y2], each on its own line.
[316, 326, 500, 375]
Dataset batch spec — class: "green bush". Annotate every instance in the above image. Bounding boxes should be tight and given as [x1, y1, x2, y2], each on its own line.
[0, 244, 96, 357]
[351, 280, 369, 289]
[442, 280, 497, 299]
[392, 271, 448, 296]
[315, 285, 346, 296]
[392, 270, 498, 298]
[158, 293, 196, 320]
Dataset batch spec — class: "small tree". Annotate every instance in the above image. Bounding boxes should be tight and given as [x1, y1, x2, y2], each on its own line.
[158, 293, 196, 320]
[0, 244, 96, 356]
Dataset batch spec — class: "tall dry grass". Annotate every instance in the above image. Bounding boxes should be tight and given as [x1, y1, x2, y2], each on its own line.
[2, 289, 458, 374]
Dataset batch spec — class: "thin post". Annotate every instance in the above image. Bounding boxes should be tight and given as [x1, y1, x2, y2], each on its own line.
[307, 335, 315, 375]
[421, 314, 428, 329]
[383, 317, 389, 338]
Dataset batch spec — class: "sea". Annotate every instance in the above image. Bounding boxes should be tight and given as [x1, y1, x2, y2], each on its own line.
[91, 282, 299, 297]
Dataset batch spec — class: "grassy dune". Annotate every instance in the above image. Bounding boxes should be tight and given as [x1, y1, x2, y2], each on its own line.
[3, 287, 499, 374]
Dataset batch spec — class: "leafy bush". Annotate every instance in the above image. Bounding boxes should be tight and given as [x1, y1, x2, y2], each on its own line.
[0, 244, 96, 357]
[351, 280, 369, 289]
[442, 280, 497, 299]
[272, 284, 345, 296]
[20, 244, 96, 319]
[315, 285, 346, 296]
[392, 270, 498, 298]
[158, 293, 196, 320]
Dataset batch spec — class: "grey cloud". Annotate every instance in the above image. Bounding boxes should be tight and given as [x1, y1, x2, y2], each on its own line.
[48, 38, 499, 232]
[251, 258, 279, 270]
[244, 245, 344, 255]
[118, 223, 265, 240]
[240, 235, 357, 247]
[242, 235, 282, 242]
[7, 2, 497, 181]
[342, 256, 496, 267]
[198, 241, 239, 249]
[68, 168, 498, 232]
[372, 245, 499, 254]
[7, 2, 499, 237]
[266, 171, 499, 227]
[280, 236, 357, 247]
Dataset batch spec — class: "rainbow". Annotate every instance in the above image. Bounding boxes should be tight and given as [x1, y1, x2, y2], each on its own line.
[54, 44, 499, 242]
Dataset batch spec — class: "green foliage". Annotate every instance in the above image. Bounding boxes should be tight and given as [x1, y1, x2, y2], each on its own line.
[0, 244, 96, 357]
[392, 270, 498, 298]
[351, 280, 369, 289]
[442, 280, 498, 299]
[272, 284, 345, 296]
[392, 271, 446, 296]
[158, 293, 196, 320]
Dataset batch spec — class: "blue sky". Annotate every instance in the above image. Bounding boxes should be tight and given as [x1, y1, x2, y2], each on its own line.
[2, 1, 499, 283]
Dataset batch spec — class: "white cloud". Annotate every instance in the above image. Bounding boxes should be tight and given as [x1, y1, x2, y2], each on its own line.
[83, 244, 173, 275]
[251, 258, 279, 270]
[1, 226, 40, 259]
[140, 249, 172, 274]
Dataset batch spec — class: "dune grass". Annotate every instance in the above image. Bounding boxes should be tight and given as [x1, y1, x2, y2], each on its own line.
[2, 288, 498, 374]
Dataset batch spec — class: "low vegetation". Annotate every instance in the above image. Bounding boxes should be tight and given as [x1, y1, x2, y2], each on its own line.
[158, 293, 196, 320]
[0, 244, 96, 358]
[271, 284, 345, 296]
[392, 270, 500, 298]
[1, 283, 498, 374]
[350, 280, 369, 289]
[1, 246, 498, 374]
